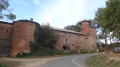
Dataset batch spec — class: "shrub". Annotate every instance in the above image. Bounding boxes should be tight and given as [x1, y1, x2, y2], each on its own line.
[29, 25, 58, 56]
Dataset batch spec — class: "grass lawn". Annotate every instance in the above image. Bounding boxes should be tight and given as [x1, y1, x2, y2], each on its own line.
[86, 54, 120, 67]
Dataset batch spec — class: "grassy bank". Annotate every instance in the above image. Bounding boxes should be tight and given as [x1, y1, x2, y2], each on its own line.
[0, 61, 20, 67]
[0, 64, 7, 67]
[86, 54, 120, 67]
[16, 50, 95, 58]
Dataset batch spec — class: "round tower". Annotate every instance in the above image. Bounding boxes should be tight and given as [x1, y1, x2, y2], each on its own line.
[10, 20, 39, 56]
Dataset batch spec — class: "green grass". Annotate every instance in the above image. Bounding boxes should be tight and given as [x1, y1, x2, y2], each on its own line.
[0, 61, 20, 67]
[86, 54, 120, 67]
[17, 50, 95, 58]
[0, 64, 7, 67]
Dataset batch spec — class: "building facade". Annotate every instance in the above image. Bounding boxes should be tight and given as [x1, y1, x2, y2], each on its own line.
[53, 20, 96, 51]
[0, 20, 96, 56]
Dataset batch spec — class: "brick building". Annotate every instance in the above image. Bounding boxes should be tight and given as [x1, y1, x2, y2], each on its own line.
[0, 20, 96, 56]
[53, 20, 96, 51]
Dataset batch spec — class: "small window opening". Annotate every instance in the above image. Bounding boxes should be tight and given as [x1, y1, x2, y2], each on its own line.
[6, 29, 9, 32]
[80, 46, 83, 48]
[72, 44, 74, 49]
[64, 38, 67, 44]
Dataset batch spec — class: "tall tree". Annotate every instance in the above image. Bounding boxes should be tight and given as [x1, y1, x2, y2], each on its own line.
[95, 0, 120, 39]
[0, 0, 16, 21]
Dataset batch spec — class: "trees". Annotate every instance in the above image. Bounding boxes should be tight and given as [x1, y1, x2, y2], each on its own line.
[0, 0, 16, 21]
[65, 20, 96, 32]
[95, 0, 120, 39]
[64, 21, 81, 32]
[30, 25, 58, 55]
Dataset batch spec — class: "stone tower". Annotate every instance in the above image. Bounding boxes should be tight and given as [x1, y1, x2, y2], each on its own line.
[10, 20, 38, 56]
[81, 20, 97, 50]
[81, 20, 90, 35]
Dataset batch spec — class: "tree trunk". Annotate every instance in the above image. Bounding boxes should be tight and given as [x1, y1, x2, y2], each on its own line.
[104, 30, 107, 45]
[109, 34, 112, 44]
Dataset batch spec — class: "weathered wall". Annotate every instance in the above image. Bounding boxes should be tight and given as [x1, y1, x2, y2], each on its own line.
[0, 22, 13, 56]
[0, 20, 96, 56]
[10, 20, 36, 56]
[81, 21, 90, 35]
[54, 31, 88, 50]
[0, 22, 13, 40]
[86, 27, 97, 50]
[81, 21, 96, 51]
[54, 20, 96, 51]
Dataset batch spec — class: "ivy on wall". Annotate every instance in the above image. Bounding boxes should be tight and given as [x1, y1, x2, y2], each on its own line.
[30, 24, 58, 55]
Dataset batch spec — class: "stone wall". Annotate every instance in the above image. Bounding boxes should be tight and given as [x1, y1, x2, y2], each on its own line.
[81, 21, 90, 35]
[0, 20, 96, 56]
[0, 22, 13, 56]
[54, 20, 96, 51]
[86, 27, 97, 50]
[54, 31, 88, 50]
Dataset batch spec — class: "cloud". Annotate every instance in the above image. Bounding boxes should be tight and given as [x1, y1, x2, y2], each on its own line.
[33, 0, 107, 28]
[33, 0, 43, 8]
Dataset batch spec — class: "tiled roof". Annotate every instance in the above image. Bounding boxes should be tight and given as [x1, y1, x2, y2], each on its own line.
[51, 27, 85, 35]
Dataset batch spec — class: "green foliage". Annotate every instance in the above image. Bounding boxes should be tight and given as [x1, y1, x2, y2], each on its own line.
[107, 43, 120, 50]
[64, 21, 81, 32]
[0, 64, 6, 67]
[86, 54, 120, 67]
[0, 0, 16, 20]
[64, 20, 96, 32]
[95, 0, 120, 39]
[38, 26, 58, 48]
[30, 25, 58, 56]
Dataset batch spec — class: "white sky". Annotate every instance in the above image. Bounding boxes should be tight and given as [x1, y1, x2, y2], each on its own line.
[9, 0, 107, 28]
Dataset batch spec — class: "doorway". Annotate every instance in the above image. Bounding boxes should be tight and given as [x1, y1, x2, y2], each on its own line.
[0, 39, 11, 56]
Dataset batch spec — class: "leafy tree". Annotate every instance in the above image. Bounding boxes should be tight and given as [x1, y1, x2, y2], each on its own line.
[30, 25, 58, 55]
[64, 21, 81, 32]
[0, 0, 16, 21]
[65, 20, 97, 32]
[95, 0, 120, 39]
[38, 26, 58, 48]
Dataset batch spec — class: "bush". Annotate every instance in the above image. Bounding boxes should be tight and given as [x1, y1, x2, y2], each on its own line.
[29, 25, 58, 56]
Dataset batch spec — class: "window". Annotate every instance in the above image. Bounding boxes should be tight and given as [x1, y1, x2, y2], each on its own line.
[80, 46, 83, 49]
[72, 44, 74, 49]
[6, 29, 9, 32]
[64, 38, 67, 44]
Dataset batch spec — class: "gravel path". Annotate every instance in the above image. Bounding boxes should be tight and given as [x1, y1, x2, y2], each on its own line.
[0, 57, 56, 67]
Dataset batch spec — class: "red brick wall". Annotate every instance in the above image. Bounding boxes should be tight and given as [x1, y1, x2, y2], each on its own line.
[81, 22, 90, 35]
[0, 23, 13, 40]
[54, 21, 96, 51]
[10, 21, 36, 56]
[0, 22, 13, 56]
[54, 31, 87, 50]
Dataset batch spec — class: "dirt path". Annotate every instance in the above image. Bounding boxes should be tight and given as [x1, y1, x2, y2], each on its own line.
[0, 57, 57, 67]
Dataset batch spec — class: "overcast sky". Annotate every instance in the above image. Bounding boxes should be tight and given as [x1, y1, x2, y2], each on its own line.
[9, 0, 107, 28]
